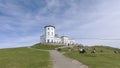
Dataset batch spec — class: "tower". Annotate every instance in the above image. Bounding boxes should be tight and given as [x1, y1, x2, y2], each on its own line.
[44, 25, 55, 43]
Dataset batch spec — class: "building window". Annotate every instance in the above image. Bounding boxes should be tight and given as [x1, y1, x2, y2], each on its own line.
[48, 32, 49, 35]
[52, 32, 53, 35]
[48, 28, 49, 30]
[51, 40, 53, 43]
[47, 39, 50, 43]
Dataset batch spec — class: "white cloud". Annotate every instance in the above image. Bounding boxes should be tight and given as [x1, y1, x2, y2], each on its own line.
[1, 0, 120, 48]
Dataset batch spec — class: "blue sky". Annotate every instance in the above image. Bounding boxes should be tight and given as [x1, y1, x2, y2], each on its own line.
[0, 0, 120, 48]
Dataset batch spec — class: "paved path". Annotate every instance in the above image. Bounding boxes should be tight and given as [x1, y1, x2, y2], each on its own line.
[27, 46, 88, 68]
[49, 50, 88, 68]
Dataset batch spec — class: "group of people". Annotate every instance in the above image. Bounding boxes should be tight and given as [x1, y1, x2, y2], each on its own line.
[79, 48, 87, 53]
[79, 48, 96, 54]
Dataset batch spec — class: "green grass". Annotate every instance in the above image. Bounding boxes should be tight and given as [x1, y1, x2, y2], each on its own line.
[0, 47, 51, 68]
[31, 43, 61, 50]
[60, 46, 120, 68]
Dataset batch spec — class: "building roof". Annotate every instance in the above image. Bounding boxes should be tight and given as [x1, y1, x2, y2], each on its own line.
[44, 25, 55, 28]
[55, 34, 60, 38]
[61, 36, 68, 38]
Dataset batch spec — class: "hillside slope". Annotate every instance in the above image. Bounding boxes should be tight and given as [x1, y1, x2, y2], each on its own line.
[60, 46, 120, 68]
[0, 47, 51, 68]
[31, 43, 61, 50]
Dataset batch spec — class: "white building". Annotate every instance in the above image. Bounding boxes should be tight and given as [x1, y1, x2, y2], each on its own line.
[40, 25, 76, 45]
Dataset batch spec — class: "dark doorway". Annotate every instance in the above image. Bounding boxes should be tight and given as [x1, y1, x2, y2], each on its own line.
[51, 40, 53, 43]
[47, 39, 49, 43]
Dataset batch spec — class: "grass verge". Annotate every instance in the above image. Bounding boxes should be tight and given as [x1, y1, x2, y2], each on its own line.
[0, 47, 51, 68]
[31, 43, 61, 50]
[60, 46, 120, 68]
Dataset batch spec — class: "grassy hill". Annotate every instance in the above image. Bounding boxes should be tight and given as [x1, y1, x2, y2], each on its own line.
[0, 43, 61, 68]
[59, 45, 120, 68]
[31, 43, 61, 50]
[0, 47, 51, 68]
[1, 43, 120, 68]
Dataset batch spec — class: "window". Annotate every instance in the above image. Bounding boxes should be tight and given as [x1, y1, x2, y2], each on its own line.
[51, 40, 53, 43]
[48, 28, 49, 30]
[48, 32, 49, 35]
[52, 28, 53, 30]
[47, 39, 49, 43]
[52, 32, 53, 35]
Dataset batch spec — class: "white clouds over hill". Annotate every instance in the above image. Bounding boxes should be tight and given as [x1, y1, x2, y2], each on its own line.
[0, 0, 120, 48]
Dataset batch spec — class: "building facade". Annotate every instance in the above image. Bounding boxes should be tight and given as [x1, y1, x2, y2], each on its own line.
[40, 25, 76, 45]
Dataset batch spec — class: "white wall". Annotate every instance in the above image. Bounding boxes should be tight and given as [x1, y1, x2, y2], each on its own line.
[54, 37, 62, 43]
[40, 26, 76, 45]
[45, 26, 55, 43]
[61, 36, 70, 45]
